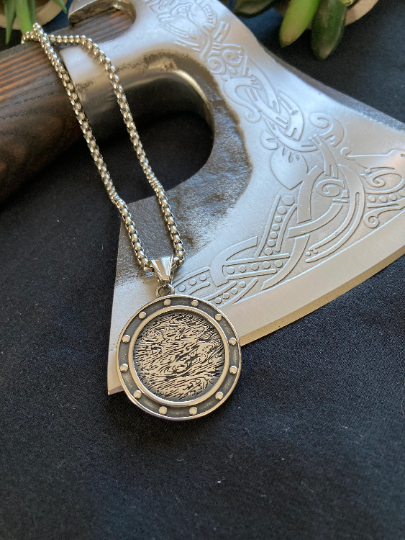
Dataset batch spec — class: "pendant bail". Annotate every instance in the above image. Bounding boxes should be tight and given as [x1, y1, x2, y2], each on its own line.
[150, 256, 175, 297]
[150, 256, 174, 285]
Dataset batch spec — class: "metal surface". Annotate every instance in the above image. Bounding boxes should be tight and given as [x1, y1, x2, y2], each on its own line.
[150, 256, 174, 285]
[117, 295, 241, 420]
[60, 0, 405, 395]
[150, 256, 176, 296]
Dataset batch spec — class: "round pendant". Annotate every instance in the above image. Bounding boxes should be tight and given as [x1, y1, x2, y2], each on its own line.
[116, 295, 241, 420]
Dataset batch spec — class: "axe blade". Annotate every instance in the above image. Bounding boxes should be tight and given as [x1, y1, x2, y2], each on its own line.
[61, 0, 405, 394]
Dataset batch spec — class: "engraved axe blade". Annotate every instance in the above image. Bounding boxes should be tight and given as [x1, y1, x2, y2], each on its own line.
[61, 0, 405, 394]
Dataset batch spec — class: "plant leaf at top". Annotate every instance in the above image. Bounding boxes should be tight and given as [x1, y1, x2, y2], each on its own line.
[28, 0, 35, 25]
[311, 0, 346, 60]
[4, 0, 17, 44]
[52, 0, 67, 13]
[279, 0, 321, 47]
[15, 0, 32, 33]
[234, 0, 278, 18]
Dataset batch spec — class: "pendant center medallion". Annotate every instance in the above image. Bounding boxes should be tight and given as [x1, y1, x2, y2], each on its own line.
[117, 295, 241, 420]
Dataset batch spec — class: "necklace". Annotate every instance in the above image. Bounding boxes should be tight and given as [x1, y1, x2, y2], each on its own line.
[22, 23, 241, 421]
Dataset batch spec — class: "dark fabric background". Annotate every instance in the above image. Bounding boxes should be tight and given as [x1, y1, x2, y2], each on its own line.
[1, 1, 405, 539]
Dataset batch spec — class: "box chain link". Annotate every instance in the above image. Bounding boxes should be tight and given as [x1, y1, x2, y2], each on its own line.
[22, 23, 185, 276]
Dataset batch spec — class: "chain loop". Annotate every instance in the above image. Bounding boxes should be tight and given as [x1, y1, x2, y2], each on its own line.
[155, 284, 175, 298]
[22, 24, 185, 274]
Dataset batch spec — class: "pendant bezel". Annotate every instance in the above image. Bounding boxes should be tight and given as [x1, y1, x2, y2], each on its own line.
[116, 295, 241, 420]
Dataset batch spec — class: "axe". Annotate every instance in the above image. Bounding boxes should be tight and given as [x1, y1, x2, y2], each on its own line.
[2, 0, 405, 397]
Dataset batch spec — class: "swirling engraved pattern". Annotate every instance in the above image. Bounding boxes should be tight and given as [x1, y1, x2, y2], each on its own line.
[134, 311, 224, 400]
[144, 0, 405, 306]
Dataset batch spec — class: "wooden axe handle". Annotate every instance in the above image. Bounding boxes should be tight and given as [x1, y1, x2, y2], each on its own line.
[0, 10, 131, 204]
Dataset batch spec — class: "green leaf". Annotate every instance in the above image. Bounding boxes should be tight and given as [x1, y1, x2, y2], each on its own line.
[28, 0, 35, 24]
[279, 0, 321, 47]
[233, 0, 277, 18]
[311, 0, 346, 60]
[4, 0, 17, 44]
[52, 0, 67, 13]
[16, 0, 33, 33]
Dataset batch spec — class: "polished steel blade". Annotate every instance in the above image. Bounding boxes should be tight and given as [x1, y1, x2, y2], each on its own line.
[60, 0, 405, 394]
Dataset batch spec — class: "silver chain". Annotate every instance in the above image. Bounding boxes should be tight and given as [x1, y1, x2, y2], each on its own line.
[22, 23, 185, 275]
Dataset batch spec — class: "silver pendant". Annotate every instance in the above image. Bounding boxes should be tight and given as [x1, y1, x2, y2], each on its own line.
[116, 258, 241, 420]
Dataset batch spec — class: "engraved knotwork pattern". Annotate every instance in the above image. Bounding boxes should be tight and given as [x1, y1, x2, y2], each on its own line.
[143, 0, 405, 308]
[134, 311, 224, 400]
